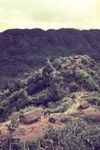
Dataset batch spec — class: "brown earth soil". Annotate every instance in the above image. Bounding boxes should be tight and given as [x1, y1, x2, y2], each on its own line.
[0, 92, 100, 142]
[0, 115, 65, 142]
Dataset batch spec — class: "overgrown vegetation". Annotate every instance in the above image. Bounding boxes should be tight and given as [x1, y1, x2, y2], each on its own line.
[0, 55, 100, 121]
[0, 115, 22, 150]
[31, 118, 99, 150]
[6, 118, 99, 150]
[0, 55, 100, 149]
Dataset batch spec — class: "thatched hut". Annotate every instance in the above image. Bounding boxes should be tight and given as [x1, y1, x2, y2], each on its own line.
[19, 112, 41, 124]
[78, 102, 90, 110]
[48, 117, 56, 124]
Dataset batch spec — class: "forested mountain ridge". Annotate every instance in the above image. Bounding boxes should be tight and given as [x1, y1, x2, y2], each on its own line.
[0, 28, 100, 149]
[0, 28, 100, 78]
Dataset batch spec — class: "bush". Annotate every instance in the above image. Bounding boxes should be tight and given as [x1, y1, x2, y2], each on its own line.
[60, 116, 71, 123]
[85, 97, 100, 106]
[74, 68, 99, 91]
[83, 115, 100, 123]
[25, 118, 100, 150]
[69, 83, 80, 92]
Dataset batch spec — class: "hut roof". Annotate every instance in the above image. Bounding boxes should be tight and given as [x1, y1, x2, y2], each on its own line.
[19, 112, 40, 124]
[78, 102, 90, 110]
[48, 117, 56, 124]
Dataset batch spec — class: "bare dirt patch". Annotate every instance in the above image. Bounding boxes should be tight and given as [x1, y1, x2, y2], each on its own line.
[0, 115, 65, 142]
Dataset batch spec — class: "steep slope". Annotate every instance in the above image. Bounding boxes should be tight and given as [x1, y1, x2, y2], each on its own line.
[0, 55, 100, 150]
[0, 28, 100, 90]
[0, 55, 100, 122]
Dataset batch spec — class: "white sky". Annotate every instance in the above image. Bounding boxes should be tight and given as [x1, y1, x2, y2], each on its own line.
[0, 0, 100, 31]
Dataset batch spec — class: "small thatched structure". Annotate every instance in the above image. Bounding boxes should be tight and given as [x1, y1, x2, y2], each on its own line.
[19, 112, 41, 124]
[43, 111, 50, 118]
[48, 117, 56, 124]
[78, 102, 90, 110]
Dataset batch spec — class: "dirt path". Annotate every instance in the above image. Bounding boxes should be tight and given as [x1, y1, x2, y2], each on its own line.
[64, 92, 100, 120]
[64, 92, 85, 115]
[0, 115, 65, 142]
[16, 91, 100, 141]
[0, 91, 100, 141]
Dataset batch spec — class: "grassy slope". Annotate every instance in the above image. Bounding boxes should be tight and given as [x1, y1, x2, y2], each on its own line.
[0, 55, 100, 149]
